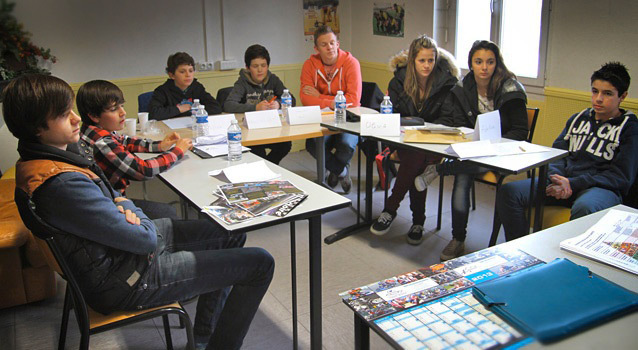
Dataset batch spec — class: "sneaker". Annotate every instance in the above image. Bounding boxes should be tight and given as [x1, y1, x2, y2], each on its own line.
[370, 212, 395, 235]
[406, 225, 424, 245]
[440, 239, 465, 261]
[326, 171, 339, 188]
[414, 164, 439, 192]
[339, 165, 352, 194]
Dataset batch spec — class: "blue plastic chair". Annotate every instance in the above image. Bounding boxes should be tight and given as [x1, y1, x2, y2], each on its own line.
[138, 91, 154, 113]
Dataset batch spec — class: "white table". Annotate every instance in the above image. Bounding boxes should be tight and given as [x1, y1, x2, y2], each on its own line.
[152, 151, 351, 349]
[320, 119, 568, 243]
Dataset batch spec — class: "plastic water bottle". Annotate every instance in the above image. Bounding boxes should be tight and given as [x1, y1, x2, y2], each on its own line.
[190, 99, 201, 133]
[380, 95, 393, 114]
[194, 105, 208, 142]
[334, 90, 346, 124]
[281, 89, 292, 120]
[227, 119, 242, 161]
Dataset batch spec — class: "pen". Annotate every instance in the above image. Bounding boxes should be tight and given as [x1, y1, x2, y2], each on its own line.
[519, 145, 527, 152]
[268, 95, 277, 103]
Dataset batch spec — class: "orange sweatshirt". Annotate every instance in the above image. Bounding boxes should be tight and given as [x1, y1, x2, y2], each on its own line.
[300, 48, 362, 109]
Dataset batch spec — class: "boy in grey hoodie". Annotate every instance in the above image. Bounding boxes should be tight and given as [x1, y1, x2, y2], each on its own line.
[224, 44, 294, 164]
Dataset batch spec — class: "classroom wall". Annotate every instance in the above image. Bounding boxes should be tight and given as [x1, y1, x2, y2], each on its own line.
[8, 0, 638, 151]
[12, 0, 353, 83]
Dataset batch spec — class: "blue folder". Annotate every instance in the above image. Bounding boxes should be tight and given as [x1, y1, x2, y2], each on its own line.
[472, 258, 638, 343]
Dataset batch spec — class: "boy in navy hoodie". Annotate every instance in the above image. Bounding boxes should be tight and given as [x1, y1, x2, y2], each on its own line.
[148, 52, 222, 120]
[497, 62, 638, 241]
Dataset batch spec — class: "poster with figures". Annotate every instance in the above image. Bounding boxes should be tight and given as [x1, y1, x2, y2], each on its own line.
[373, 3, 405, 37]
[303, 0, 340, 41]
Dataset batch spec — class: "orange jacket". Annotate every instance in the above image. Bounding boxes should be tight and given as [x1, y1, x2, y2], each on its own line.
[300, 48, 362, 109]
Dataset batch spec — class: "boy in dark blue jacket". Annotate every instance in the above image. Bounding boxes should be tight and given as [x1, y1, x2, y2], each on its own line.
[497, 62, 638, 241]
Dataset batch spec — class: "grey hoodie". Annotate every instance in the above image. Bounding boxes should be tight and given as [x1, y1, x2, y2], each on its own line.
[223, 69, 296, 113]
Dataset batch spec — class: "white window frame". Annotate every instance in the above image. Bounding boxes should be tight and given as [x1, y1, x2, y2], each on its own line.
[436, 0, 551, 90]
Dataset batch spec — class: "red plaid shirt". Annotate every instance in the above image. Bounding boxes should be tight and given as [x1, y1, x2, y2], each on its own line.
[80, 125, 184, 193]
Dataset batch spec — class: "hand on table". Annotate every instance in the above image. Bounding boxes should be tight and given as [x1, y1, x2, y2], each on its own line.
[159, 132, 180, 151]
[174, 137, 193, 152]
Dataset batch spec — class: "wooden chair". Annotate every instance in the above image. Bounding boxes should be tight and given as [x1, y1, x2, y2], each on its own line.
[436, 108, 540, 241]
[13, 188, 194, 350]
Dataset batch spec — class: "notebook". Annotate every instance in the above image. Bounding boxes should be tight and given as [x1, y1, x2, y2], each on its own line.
[472, 258, 638, 343]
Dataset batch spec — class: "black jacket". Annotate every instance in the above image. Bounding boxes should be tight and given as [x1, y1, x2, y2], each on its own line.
[438, 72, 528, 141]
[148, 78, 222, 120]
[387, 49, 459, 122]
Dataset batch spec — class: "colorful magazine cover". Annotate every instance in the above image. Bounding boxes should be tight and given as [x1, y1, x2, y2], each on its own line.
[218, 180, 303, 204]
[340, 246, 543, 321]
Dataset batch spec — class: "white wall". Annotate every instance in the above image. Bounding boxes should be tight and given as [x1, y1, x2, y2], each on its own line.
[545, 0, 638, 98]
[351, 0, 434, 65]
[10, 0, 638, 99]
[12, 0, 352, 83]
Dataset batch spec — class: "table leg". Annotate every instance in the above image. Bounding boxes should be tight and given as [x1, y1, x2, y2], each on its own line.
[309, 215, 322, 349]
[354, 314, 370, 350]
[316, 136, 325, 185]
[533, 164, 548, 232]
[323, 139, 375, 244]
[290, 222, 298, 350]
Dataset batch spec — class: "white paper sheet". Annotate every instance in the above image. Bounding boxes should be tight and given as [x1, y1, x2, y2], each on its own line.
[207, 160, 280, 183]
[360, 113, 400, 136]
[195, 144, 250, 157]
[473, 110, 501, 141]
[446, 140, 550, 159]
[162, 116, 193, 130]
[244, 109, 281, 129]
[208, 114, 236, 135]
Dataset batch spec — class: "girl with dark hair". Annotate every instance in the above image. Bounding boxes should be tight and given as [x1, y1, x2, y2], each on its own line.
[370, 35, 459, 245]
[425, 40, 528, 260]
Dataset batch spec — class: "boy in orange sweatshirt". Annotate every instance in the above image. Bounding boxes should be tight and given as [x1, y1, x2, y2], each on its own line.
[301, 25, 362, 193]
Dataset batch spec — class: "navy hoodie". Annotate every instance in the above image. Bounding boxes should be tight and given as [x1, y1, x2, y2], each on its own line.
[148, 78, 222, 120]
[549, 108, 638, 197]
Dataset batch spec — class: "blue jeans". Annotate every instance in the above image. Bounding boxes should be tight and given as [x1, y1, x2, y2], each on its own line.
[123, 218, 274, 350]
[306, 133, 359, 175]
[496, 178, 622, 241]
[445, 161, 488, 241]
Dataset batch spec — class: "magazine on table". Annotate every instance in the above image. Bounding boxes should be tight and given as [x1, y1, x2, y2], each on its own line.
[560, 209, 638, 275]
[202, 180, 306, 225]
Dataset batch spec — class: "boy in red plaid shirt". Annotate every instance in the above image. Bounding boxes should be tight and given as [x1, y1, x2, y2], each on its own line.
[78, 80, 192, 218]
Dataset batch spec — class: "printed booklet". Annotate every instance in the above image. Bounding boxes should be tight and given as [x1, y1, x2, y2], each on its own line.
[202, 181, 306, 225]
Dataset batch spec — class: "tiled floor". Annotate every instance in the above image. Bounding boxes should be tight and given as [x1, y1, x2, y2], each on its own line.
[0, 150, 515, 349]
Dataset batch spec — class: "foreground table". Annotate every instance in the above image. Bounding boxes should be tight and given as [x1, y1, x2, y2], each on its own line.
[154, 151, 351, 349]
[350, 204, 638, 349]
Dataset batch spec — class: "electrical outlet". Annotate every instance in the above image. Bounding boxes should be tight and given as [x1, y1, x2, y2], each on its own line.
[205, 62, 214, 71]
[215, 60, 237, 71]
[197, 62, 208, 71]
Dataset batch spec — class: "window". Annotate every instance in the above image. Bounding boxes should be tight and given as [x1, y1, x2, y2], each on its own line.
[445, 0, 549, 87]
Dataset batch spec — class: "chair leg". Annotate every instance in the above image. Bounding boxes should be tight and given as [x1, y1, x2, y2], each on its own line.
[58, 285, 72, 350]
[179, 312, 195, 350]
[437, 175, 444, 231]
[488, 209, 502, 247]
[163, 315, 174, 350]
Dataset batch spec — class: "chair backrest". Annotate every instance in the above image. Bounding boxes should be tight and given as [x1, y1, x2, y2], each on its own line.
[14, 188, 91, 324]
[216, 86, 234, 107]
[526, 107, 539, 143]
[360, 81, 385, 111]
[138, 91, 154, 113]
